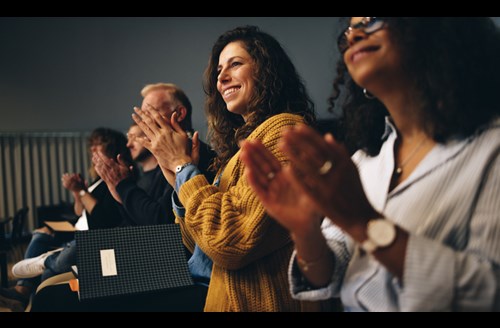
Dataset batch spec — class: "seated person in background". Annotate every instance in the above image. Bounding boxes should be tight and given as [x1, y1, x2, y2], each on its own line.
[93, 84, 216, 303]
[28, 85, 217, 312]
[134, 82, 217, 288]
[0, 127, 131, 311]
[93, 82, 217, 227]
[240, 17, 500, 311]
[93, 122, 176, 226]
[138, 82, 216, 183]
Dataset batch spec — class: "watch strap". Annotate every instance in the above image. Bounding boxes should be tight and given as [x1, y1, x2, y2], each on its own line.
[360, 239, 377, 253]
[360, 219, 396, 254]
[175, 162, 193, 174]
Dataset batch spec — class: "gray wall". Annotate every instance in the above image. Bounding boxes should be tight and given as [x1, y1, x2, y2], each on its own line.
[0, 17, 341, 141]
[2, 17, 499, 140]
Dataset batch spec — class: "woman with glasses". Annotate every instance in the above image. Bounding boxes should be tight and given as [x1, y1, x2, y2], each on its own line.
[240, 17, 500, 311]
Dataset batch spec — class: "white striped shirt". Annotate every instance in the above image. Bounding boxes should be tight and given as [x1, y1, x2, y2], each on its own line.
[289, 117, 500, 311]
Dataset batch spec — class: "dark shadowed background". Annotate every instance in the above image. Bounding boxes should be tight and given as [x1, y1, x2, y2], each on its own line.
[1, 17, 499, 139]
[0, 17, 343, 140]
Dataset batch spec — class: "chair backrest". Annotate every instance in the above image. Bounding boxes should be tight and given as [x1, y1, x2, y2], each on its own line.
[11, 207, 29, 244]
[36, 202, 76, 228]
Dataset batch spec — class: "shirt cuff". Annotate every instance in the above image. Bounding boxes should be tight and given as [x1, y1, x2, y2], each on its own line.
[175, 164, 201, 193]
[172, 190, 185, 217]
[289, 250, 336, 301]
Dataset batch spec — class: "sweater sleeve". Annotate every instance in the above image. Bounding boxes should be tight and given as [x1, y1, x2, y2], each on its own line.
[177, 114, 303, 270]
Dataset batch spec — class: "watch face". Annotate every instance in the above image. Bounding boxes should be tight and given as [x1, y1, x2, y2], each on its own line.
[176, 163, 192, 174]
[368, 220, 396, 247]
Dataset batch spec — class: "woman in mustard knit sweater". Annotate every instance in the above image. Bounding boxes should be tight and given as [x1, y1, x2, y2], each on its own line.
[133, 26, 331, 311]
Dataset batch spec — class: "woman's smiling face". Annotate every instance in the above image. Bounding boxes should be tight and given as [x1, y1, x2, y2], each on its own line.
[217, 41, 256, 121]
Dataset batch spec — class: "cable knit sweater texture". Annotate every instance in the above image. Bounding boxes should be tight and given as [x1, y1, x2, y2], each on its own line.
[177, 113, 331, 312]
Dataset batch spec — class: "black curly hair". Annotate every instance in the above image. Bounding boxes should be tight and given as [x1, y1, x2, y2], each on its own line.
[329, 17, 500, 156]
[204, 25, 316, 171]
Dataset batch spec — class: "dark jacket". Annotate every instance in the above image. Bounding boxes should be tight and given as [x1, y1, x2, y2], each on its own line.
[116, 165, 174, 226]
[86, 180, 124, 229]
[197, 140, 217, 184]
[115, 141, 216, 227]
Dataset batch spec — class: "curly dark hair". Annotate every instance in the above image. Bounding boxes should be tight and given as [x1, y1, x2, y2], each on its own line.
[88, 127, 134, 179]
[204, 25, 316, 170]
[329, 17, 500, 156]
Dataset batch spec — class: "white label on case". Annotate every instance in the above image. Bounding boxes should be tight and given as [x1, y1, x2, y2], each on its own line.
[100, 249, 118, 277]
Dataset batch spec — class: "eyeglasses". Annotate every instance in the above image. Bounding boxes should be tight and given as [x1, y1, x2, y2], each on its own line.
[144, 103, 180, 118]
[337, 17, 386, 54]
[126, 132, 144, 141]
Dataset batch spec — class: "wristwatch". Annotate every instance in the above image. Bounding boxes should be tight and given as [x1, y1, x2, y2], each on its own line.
[360, 219, 396, 254]
[79, 189, 87, 197]
[175, 162, 193, 174]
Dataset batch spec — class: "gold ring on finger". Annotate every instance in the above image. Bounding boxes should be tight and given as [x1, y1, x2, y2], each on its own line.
[318, 160, 333, 175]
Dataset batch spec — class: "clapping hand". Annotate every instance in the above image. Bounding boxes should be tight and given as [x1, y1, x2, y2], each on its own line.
[132, 106, 200, 186]
[92, 151, 133, 187]
[92, 151, 133, 204]
[240, 140, 323, 236]
[61, 173, 87, 193]
[241, 124, 379, 237]
[278, 124, 378, 232]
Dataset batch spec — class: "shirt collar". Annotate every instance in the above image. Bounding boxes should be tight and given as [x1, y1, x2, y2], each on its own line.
[382, 116, 396, 141]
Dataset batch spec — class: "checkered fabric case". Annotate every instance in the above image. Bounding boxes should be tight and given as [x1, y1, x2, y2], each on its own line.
[75, 224, 193, 301]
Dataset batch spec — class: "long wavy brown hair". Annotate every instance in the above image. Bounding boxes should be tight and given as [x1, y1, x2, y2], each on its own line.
[329, 17, 500, 156]
[204, 25, 316, 171]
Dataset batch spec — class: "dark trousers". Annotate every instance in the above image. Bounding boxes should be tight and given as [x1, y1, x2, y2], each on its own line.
[31, 284, 208, 312]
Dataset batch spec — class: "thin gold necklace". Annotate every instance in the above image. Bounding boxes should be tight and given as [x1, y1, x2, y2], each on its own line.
[394, 137, 427, 178]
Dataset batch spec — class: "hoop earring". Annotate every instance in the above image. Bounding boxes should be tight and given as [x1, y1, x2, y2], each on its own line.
[363, 88, 376, 100]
